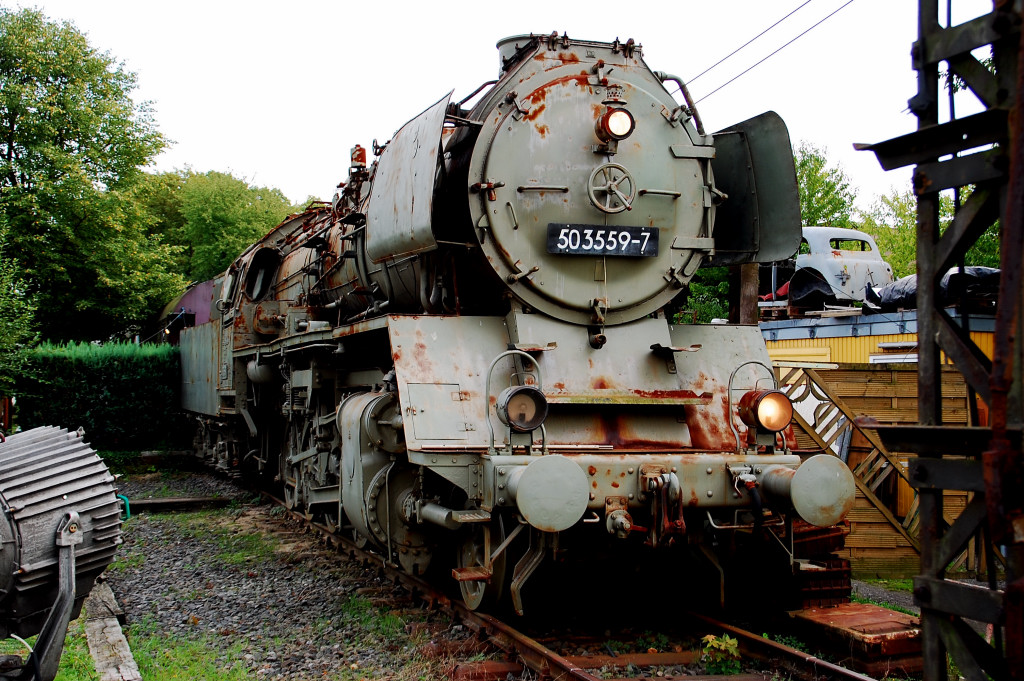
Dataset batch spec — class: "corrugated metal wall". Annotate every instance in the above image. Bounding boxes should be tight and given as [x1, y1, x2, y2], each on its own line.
[180, 322, 221, 416]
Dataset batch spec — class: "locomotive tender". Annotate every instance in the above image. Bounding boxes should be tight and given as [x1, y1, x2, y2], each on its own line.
[178, 33, 856, 613]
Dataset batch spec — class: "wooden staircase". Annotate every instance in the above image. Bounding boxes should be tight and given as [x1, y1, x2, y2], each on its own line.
[774, 363, 922, 575]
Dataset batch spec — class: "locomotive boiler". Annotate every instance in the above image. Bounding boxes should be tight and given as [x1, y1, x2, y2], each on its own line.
[178, 33, 856, 613]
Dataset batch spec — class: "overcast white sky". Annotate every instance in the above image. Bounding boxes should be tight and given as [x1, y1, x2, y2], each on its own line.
[22, 0, 992, 211]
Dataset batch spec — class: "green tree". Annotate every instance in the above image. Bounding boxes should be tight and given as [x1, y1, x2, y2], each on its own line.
[176, 171, 294, 281]
[858, 190, 919, 278]
[137, 169, 191, 274]
[0, 8, 184, 340]
[0, 218, 37, 395]
[676, 267, 730, 324]
[859, 188, 1000, 278]
[794, 141, 857, 227]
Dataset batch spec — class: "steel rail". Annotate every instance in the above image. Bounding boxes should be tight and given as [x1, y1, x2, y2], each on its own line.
[258, 490, 883, 681]
[687, 612, 878, 681]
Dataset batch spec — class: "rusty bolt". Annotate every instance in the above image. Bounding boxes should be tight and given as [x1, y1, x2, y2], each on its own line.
[68, 523, 79, 533]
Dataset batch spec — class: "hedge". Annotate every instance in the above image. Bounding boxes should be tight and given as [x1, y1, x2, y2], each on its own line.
[14, 342, 185, 450]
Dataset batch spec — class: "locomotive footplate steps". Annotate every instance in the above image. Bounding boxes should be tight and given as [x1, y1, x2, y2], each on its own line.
[788, 602, 922, 677]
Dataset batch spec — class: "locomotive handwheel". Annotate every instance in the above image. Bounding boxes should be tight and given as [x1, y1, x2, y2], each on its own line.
[456, 520, 507, 611]
[587, 163, 636, 214]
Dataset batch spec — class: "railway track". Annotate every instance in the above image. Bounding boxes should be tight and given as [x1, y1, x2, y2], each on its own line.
[250, 492, 880, 681]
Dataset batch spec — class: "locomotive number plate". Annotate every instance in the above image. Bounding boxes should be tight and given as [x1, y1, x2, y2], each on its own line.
[546, 224, 658, 257]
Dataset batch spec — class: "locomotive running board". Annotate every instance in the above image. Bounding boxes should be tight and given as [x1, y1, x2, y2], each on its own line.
[449, 510, 489, 523]
[451, 566, 492, 582]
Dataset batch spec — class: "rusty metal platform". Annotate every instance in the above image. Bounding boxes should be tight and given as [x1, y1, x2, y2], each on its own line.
[790, 602, 922, 676]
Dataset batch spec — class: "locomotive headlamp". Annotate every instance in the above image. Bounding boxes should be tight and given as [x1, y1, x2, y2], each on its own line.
[496, 385, 549, 433]
[738, 390, 793, 432]
[597, 108, 635, 141]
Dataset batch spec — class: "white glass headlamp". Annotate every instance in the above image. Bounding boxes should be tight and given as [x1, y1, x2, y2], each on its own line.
[597, 108, 635, 141]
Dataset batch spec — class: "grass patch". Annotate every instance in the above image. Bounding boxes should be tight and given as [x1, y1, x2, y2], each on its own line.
[128, 616, 249, 681]
[98, 450, 152, 476]
[339, 595, 405, 639]
[55, 617, 98, 681]
[762, 631, 809, 652]
[862, 578, 914, 593]
[0, 617, 98, 681]
[851, 594, 918, 616]
[101, 451, 206, 478]
[106, 549, 145, 573]
[215, 531, 275, 565]
[151, 511, 277, 566]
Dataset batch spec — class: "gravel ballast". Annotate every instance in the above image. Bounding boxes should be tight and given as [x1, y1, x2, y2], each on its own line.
[107, 472, 467, 679]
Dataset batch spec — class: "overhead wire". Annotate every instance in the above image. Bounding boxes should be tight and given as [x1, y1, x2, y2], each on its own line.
[139, 308, 186, 344]
[694, 0, 856, 105]
[687, 0, 815, 85]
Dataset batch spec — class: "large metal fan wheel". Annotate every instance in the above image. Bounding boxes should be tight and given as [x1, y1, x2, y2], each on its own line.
[457, 520, 507, 611]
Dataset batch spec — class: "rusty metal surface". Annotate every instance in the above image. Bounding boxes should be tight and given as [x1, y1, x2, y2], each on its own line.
[390, 314, 751, 452]
[365, 92, 452, 264]
[464, 37, 718, 326]
[510, 312, 713, 409]
[387, 314, 508, 451]
[791, 602, 921, 655]
[669, 323, 777, 451]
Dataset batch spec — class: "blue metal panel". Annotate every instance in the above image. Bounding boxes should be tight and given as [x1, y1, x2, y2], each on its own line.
[759, 310, 994, 342]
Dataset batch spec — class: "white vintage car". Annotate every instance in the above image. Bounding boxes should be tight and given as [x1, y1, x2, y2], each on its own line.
[796, 226, 894, 302]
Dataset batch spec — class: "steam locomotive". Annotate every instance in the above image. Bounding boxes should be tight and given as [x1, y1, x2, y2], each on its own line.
[176, 33, 856, 614]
